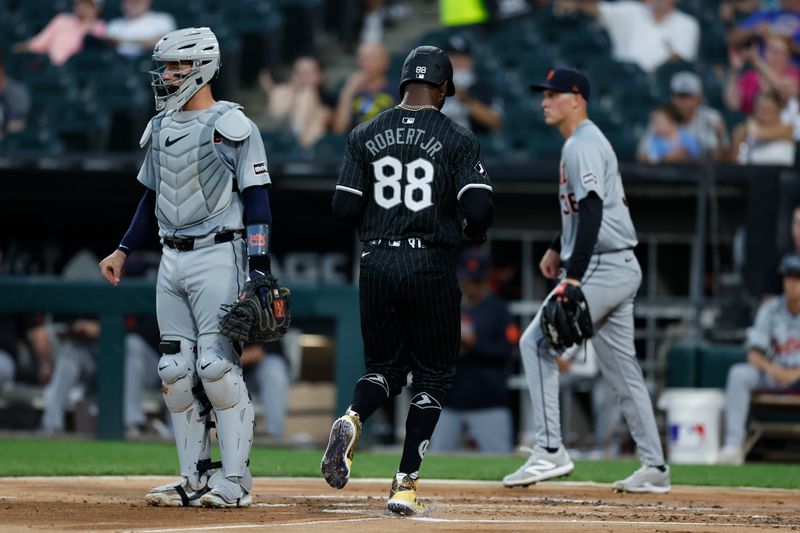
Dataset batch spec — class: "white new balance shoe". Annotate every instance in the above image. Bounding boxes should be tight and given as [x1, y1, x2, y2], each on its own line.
[718, 445, 744, 466]
[200, 476, 252, 508]
[503, 446, 575, 487]
[612, 464, 671, 494]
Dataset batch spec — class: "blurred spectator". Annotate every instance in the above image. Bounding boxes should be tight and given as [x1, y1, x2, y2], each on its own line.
[558, 342, 623, 456]
[361, 0, 385, 44]
[12, 0, 107, 66]
[259, 57, 333, 149]
[40, 250, 162, 436]
[123, 315, 162, 438]
[727, 0, 800, 52]
[242, 341, 291, 437]
[440, 36, 503, 134]
[725, 34, 800, 114]
[719, 253, 800, 465]
[103, 0, 176, 60]
[0, 315, 52, 388]
[636, 103, 702, 164]
[553, 0, 700, 73]
[429, 249, 518, 454]
[332, 42, 397, 134]
[731, 90, 795, 164]
[640, 72, 729, 160]
[0, 51, 31, 139]
[720, 0, 762, 30]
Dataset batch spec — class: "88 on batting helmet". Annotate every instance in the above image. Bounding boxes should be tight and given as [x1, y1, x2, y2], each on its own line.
[399, 45, 456, 98]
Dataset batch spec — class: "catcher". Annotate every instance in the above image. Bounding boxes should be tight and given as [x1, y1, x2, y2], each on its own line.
[503, 68, 670, 494]
[100, 27, 288, 509]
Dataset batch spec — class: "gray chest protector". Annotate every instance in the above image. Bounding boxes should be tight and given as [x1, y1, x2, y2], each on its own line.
[150, 102, 241, 230]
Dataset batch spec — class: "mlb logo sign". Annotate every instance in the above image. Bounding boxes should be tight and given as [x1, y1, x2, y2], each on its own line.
[669, 422, 706, 447]
[416, 66, 426, 79]
[253, 161, 268, 175]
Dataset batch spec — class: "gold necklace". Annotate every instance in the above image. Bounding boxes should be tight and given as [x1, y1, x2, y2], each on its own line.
[397, 103, 438, 112]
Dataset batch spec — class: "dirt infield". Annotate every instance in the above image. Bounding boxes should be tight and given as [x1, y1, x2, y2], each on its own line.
[1, 476, 798, 532]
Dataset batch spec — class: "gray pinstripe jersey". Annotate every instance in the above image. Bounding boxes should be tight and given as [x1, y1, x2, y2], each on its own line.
[558, 120, 637, 262]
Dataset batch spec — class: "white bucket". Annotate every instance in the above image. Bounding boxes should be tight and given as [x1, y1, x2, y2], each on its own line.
[657, 388, 725, 465]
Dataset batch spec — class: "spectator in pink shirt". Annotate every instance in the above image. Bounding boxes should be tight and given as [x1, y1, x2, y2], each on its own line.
[13, 0, 106, 66]
[725, 33, 800, 114]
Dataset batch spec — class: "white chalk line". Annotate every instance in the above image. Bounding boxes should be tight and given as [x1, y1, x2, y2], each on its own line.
[132, 517, 382, 533]
[409, 517, 795, 528]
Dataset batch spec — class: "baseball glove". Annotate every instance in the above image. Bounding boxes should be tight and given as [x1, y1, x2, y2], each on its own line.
[540, 281, 593, 352]
[219, 273, 291, 342]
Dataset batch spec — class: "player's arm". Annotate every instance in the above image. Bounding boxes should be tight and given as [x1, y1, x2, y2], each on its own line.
[332, 130, 367, 223]
[100, 130, 158, 286]
[219, 111, 274, 277]
[563, 140, 605, 284]
[455, 134, 494, 241]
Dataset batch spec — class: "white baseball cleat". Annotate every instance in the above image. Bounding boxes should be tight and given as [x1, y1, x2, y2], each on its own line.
[145, 477, 210, 507]
[503, 446, 575, 487]
[718, 445, 745, 466]
[612, 464, 671, 494]
[200, 477, 252, 508]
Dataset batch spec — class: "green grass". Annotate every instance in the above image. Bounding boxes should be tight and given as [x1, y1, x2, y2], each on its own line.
[0, 438, 798, 489]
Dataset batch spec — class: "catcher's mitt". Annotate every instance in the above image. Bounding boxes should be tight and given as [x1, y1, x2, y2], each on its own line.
[219, 273, 291, 342]
[540, 281, 593, 352]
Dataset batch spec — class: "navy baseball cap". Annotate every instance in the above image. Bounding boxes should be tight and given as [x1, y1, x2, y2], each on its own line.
[530, 68, 591, 102]
[458, 248, 490, 281]
[779, 253, 800, 277]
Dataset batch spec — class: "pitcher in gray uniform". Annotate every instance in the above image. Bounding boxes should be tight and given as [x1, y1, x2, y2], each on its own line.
[99, 27, 275, 508]
[503, 68, 671, 494]
[719, 254, 800, 465]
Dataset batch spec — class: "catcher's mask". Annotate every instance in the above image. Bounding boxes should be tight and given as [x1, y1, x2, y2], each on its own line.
[149, 27, 220, 112]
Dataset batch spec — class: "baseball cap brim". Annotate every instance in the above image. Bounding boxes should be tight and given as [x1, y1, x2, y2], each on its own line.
[530, 82, 559, 92]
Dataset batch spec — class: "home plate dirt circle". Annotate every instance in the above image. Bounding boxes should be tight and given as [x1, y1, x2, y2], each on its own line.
[0, 477, 798, 532]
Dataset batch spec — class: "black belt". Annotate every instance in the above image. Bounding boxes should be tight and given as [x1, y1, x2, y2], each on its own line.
[367, 238, 437, 249]
[163, 231, 238, 251]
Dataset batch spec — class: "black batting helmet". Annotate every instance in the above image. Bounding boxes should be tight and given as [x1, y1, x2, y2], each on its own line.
[398, 45, 455, 98]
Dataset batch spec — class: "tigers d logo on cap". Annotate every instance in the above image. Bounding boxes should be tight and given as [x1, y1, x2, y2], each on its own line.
[530, 68, 591, 102]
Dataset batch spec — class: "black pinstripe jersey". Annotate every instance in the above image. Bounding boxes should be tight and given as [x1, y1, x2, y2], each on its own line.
[336, 106, 492, 247]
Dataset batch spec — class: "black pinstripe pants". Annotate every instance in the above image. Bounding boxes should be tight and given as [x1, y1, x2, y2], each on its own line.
[359, 245, 461, 395]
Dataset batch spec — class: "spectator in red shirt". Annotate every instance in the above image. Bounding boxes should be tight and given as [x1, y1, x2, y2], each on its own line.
[13, 0, 106, 66]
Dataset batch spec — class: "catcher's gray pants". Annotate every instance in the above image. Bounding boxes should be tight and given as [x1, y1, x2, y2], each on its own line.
[723, 362, 800, 447]
[429, 407, 513, 453]
[156, 239, 254, 481]
[520, 250, 665, 466]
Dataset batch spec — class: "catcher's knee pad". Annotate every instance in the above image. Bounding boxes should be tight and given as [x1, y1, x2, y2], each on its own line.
[159, 339, 212, 485]
[158, 339, 196, 412]
[196, 335, 246, 410]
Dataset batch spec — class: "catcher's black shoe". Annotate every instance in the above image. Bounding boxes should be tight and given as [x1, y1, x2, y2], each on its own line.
[387, 474, 425, 515]
[321, 410, 362, 489]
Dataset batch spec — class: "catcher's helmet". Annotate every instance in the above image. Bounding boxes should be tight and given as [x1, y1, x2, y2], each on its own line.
[149, 27, 220, 112]
[398, 45, 455, 98]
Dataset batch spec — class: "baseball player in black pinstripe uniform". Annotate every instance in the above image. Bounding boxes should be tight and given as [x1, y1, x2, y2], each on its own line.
[320, 45, 494, 516]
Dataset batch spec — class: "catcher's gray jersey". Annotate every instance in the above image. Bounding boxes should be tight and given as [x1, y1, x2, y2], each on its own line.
[747, 296, 800, 368]
[137, 100, 271, 238]
[559, 120, 637, 262]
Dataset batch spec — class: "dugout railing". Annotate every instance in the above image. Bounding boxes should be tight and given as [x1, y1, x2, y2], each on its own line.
[0, 277, 362, 440]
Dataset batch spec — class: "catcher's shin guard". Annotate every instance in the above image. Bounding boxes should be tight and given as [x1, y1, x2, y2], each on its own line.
[196, 334, 254, 478]
[157, 339, 212, 487]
